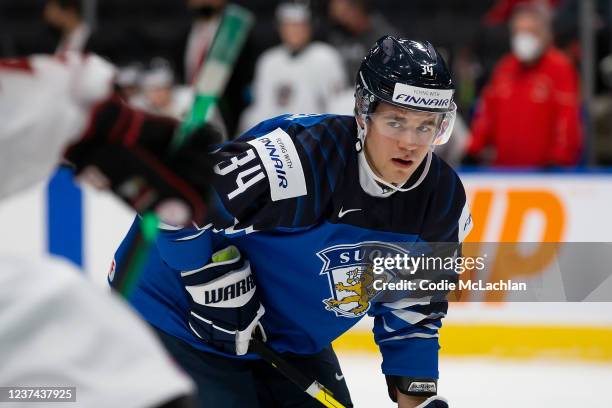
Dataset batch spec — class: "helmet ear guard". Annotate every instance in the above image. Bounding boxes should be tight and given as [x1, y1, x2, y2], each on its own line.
[354, 78, 378, 118]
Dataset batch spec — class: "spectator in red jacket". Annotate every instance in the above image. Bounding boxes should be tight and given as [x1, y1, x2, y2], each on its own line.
[468, 3, 583, 166]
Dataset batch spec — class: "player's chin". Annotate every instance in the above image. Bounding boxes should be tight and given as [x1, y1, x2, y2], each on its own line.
[385, 168, 414, 185]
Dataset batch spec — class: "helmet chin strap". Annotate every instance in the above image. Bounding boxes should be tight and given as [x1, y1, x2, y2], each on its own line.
[356, 120, 433, 197]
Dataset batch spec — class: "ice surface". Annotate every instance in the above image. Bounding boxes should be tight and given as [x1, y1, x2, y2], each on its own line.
[338, 353, 612, 407]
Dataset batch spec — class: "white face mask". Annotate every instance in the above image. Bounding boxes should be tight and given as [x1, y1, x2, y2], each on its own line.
[511, 32, 544, 63]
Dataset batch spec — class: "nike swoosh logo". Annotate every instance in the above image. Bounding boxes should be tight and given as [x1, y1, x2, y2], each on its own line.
[335, 373, 344, 381]
[338, 207, 361, 218]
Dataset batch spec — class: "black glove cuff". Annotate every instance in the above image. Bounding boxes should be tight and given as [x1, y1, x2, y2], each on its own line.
[386, 375, 437, 401]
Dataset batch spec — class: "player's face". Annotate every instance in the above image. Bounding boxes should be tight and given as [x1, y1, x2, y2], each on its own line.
[363, 103, 434, 186]
[43, 1, 65, 28]
[144, 86, 172, 110]
[279, 21, 312, 51]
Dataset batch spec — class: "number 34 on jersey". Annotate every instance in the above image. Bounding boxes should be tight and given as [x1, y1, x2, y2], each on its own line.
[213, 128, 307, 202]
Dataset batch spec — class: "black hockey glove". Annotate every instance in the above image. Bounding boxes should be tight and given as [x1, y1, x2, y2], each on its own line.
[181, 245, 266, 355]
[64, 95, 217, 226]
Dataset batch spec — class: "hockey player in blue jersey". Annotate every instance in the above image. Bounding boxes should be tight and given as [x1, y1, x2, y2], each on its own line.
[111, 36, 472, 408]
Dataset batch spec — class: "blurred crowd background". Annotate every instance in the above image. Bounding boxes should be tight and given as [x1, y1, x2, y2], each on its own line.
[2, 0, 611, 168]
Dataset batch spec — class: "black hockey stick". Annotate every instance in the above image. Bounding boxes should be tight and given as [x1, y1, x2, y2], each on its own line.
[249, 338, 346, 408]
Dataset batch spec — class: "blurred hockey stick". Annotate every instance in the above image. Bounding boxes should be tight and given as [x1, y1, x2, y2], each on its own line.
[250, 338, 347, 408]
[173, 4, 254, 146]
[115, 4, 254, 297]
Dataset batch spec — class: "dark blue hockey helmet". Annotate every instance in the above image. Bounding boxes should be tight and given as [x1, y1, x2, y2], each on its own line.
[355, 36, 456, 145]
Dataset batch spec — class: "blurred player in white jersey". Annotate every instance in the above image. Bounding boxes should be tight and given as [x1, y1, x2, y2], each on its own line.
[0, 53, 216, 408]
[239, 2, 347, 132]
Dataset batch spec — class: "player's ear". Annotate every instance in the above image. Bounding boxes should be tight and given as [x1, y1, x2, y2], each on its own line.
[355, 115, 365, 129]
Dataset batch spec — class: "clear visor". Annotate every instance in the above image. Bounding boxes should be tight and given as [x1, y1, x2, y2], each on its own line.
[365, 102, 457, 146]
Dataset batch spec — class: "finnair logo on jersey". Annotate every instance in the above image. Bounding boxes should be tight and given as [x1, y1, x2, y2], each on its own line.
[260, 137, 290, 188]
[392, 83, 454, 110]
[248, 128, 307, 201]
[317, 242, 410, 318]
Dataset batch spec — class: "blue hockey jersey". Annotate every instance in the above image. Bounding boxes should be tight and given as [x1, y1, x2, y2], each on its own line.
[112, 113, 472, 379]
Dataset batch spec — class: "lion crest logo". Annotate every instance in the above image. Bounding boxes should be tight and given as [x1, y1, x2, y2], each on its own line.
[317, 242, 410, 318]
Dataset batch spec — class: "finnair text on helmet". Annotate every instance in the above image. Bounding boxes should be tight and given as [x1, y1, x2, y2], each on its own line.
[392, 83, 454, 110]
[394, 94, 451, 108]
